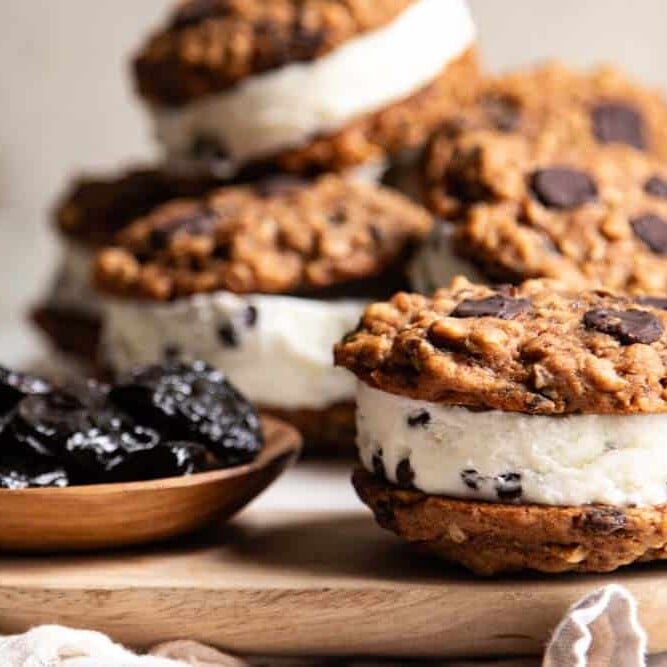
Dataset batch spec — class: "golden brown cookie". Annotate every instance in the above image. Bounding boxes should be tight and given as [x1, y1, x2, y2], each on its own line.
[95, 174, 433, 300]
[335, 276, 667, 415]
[353, 468, 667, 575]
[424, 62, 667, 219]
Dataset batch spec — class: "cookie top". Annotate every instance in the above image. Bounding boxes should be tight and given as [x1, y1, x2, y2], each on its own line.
[94, 174, 432, 300]
[424, 62, 667, 219]
[134, 0, 414, 107]
[56, 167, 223, 247]
[335, 276, 667, 415]
[446, 133, 667, 293]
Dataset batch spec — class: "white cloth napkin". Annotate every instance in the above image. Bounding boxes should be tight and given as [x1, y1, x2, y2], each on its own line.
[0, 585, 653, 666]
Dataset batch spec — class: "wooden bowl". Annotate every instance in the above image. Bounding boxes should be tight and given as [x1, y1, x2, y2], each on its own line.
[0, 416, 301, 552]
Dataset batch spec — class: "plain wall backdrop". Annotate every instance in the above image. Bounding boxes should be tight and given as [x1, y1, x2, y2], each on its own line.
[0, 0, 665, 336]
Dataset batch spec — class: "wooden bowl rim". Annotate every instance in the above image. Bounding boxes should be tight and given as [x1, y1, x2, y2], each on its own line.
[0, 414, 301, 498]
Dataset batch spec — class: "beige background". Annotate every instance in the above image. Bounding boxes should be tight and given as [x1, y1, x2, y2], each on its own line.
[0, 0, 666, 343]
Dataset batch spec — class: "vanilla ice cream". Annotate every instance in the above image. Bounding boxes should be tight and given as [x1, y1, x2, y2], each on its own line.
[357, 382, 667, 507]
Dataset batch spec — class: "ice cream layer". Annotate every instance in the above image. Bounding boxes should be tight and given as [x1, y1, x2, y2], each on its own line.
[153, 0, 476, 169]
[357, 383, 667, 507]
[103, 292, 364, 410]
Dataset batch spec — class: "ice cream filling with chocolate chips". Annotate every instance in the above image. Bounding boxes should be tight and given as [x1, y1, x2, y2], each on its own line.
[152, 0, 476, 169]
[103, 292, 363, 410]
[357, 382, 667, 507]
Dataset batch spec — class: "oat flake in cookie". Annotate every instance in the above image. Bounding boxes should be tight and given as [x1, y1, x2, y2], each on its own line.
[133, 0, 479, 177]
[95, 174, 432, 453]
[32, 167, 223, 363]
[337, 276, 667, 574]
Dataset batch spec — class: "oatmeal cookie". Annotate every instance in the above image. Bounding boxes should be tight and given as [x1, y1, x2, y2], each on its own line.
[353, 468, 667, 575]
[335, 276, 667, 415]
[95, 174, 433, 300]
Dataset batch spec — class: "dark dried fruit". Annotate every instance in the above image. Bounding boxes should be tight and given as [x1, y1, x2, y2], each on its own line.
[592, 102, 646, 149]
[65, 422, 162, 484]
[245, 305, 259, 328]
[407, 410, 431, 428]
[451, 295, 531, 320]
[530, 168, 598, 209]
[583, 308, 664, 345]
[495, 472, 522, 501]
[631, 214, 667, 254]
[0, 366, 51, 415]
[110, 361, 263, 466]
[0, 457, 68, 489]
[218, 323, 240, 348]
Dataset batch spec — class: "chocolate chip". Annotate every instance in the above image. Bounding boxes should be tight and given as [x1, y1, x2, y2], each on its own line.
[636, 296, 667, 310]
[217, 323, 240, 348]
[396, 458, 415, 489]
[372, 451, 385, 480]
[245, 305, 258, 328]
[592, 102, 646, 149]
[495, 473, 522, 501]
[451, 295, 531, 320]
[644, 176, 667, 199]
[407, 410, 430, 428]
[576, 508, 626, 535]
[482, 93, 520, 132]
[530, 168, 598, 209]
[461, 469, 481, 491]
[583, 308, 664, 345]
[191, 134, 229, 161]
[255, 175, 307, 199]
[631, 214, 667, 254]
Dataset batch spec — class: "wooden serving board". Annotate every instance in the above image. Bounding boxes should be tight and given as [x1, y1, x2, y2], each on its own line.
[1, 509, 667, 659]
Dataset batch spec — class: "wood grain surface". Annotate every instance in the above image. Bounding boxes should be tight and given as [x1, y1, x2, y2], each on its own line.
[1, 509, 667, 658]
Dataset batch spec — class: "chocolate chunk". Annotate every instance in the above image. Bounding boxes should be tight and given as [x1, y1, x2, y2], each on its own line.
[461, 469, 481, 491]
[407, 410, 430, 428]
[218, 323, 240, 348]
[530, 168, 598, 209]
[583, 308, 664, 345]
[372, 451, 385, 480]
[592, 102, 646, 149]
[576, 508, 627, 535]
[396, 458, 415, 489]
[255, 175, 308, 199]
[495, 472, 522, 501]
[482, 93, 520, 132]
[245, 305, 258, 328]
[631, 214, 667, 254]
[644, 176, 667, 199]
[451, 295, 531, 320]
[636, 296, 667, 310]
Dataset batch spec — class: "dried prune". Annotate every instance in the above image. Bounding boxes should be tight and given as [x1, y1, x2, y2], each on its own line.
[110, 361, 263, 466]
[0, 366, 51, 415]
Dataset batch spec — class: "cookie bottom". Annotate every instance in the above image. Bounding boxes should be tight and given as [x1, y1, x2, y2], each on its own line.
[31, 305, 101, 368]
[263, 402, 356, 457]
[276, 48, 480, 174]
[353, 468, 667, 575]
